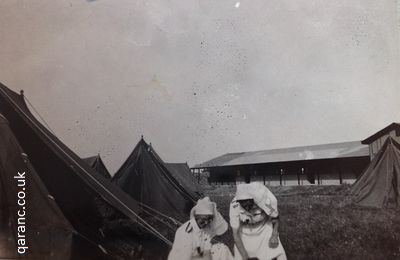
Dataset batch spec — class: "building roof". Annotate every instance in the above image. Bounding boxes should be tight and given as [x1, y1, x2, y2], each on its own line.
[194, 141, 369, 168]
[361, 122, 400, 145]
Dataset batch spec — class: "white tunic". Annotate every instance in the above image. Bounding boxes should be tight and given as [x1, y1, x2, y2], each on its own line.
[229, 199, 286, 260]
[168, 219, 233, 260]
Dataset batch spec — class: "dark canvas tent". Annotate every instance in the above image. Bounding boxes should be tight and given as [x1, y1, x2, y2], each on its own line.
[0, 83, 172, 259]
[352, 137, 400, 208]
[113, 139, 200, 222]
[165, 162, 203, 197]
[83, 154, 112, 179]
[0, 113, 107, 259]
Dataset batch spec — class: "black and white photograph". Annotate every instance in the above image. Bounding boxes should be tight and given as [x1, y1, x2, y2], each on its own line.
[0, 1, 399, 259]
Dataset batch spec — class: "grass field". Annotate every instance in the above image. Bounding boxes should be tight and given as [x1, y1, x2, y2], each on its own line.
[203, 184, 400, 260]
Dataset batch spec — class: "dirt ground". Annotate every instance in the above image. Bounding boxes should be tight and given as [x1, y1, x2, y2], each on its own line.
[203, 184, 400, 260]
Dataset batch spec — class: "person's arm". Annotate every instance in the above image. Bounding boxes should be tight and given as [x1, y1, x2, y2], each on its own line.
[229, 200, 250, 259]
[168, 226, 192, 260]
[232, 227, 250, 260]
[269, 216, 279, 248]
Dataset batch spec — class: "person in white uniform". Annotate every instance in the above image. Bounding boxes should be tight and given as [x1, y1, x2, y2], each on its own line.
[168, 197, 233, 260]
[229, 183, 287, 260]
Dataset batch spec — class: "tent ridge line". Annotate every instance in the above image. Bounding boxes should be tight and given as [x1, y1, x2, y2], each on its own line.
[0, 87, 172, 247]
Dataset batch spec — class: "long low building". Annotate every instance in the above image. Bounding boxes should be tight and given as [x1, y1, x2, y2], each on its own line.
[192, 141, 370, 186]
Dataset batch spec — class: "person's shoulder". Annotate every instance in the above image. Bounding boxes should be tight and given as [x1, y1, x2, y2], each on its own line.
[183, 219, 195, 234]
[176, 219, 194, 234]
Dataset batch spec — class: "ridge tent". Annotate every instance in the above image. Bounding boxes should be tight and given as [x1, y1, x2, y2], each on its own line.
[113, 138, 200, 222]
[0, 113, 107, 259]
[0, 83, 172, 259]
[165, 162, 203, 197]
[352, 137, 400, 208]
[83, 154, 112, 179]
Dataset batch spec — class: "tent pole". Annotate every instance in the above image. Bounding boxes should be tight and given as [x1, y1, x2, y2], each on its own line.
[297, 169, 300, 185]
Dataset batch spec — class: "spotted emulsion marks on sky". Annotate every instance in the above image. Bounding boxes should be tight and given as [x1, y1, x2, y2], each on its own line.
[235, 2, 240, 8]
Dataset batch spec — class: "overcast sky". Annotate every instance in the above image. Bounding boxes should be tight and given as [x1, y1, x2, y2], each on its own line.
[0, 0, 399, 174]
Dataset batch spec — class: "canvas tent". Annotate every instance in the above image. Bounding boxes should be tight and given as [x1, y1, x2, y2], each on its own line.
[84, 154, 112, 179]
[113, 139, 200, 222]
[0, 113, 108, 259]
[165, 162, 203, 197]
[352, 137, 400, 208]
[0, 83, 172, 259]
